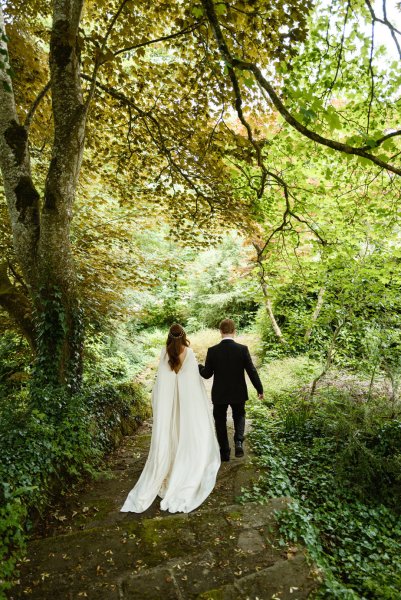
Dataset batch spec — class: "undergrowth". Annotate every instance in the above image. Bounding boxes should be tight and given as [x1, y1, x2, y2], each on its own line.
[244, 358, 401, 599]
[0, 382, 149, 597]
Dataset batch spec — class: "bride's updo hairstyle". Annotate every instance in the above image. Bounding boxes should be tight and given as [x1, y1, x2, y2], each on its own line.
[166, 323, 189, 371]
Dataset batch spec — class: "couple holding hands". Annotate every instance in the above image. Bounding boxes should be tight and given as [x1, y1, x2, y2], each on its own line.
[121, 319, 263, 514]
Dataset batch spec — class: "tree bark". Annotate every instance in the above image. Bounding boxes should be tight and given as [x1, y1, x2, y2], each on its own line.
[304, 286, 325, 342]
[0, 1, 87, 395]
[261, 282, 286, 343]
[0, 8, 40, 288]
[34, 0, 86, 390]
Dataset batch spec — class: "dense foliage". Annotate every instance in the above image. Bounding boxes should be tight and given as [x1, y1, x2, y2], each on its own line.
[129, 233, 258, 331]
[0, 333, 149, 595]
[243, 361, 401, 598]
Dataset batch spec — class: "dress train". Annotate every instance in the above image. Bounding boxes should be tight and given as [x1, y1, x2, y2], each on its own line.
[120, 347, 220, 514]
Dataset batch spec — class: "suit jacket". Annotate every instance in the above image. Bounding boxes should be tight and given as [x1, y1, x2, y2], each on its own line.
[199, 339, 263, 404]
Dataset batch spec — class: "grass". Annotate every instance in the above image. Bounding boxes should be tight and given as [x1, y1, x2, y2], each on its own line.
[258, 355, 321, 401]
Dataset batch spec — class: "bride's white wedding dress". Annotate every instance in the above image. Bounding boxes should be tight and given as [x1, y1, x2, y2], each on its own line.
[120, 347, 221, 514]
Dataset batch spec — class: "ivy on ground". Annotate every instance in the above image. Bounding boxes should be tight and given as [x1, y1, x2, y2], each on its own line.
[244, 397, 401, 599]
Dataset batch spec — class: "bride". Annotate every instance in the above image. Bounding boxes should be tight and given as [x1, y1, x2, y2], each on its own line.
[120, 323, 221, 514]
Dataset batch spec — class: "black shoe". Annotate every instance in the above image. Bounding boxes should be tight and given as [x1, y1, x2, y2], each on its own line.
[220, 448, 230, 462]
[235, 441, 244, 458]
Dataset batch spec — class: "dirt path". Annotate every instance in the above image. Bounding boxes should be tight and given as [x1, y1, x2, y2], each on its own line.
[9, 333, 318, 599]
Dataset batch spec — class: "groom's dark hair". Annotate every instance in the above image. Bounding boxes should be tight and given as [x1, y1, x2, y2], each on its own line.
[219, 319, 235, 334]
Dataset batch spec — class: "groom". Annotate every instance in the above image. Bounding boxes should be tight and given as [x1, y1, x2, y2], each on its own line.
[199, 319, 264, 461]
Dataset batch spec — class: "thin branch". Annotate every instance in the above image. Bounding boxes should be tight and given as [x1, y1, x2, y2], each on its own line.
[200, 1, 267, 198]
[325, 0, 350, 101]
[208, 17, 322, 242]
[201, 0, 401, 176]
[24, 81, 51, 128]
[365, 0, 401, 59]
[85, 0, 131, 108]
[382, 0, 401, 58]
[253, 242, 286, 343]
[113, 22, 203, 56]
[309, 319, 345, 399]
[289, 211, 327, 246]
[199, 104, 225, 162]
[80, 74, 216, 213]
[198, 15, 329, 252]
[367, 19, 375, 133]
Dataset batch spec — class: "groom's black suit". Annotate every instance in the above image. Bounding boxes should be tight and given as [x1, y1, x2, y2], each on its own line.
[199, 339, 263, 457]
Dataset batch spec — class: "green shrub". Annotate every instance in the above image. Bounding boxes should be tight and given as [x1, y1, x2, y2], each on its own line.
[0, 486, 28, 596]
[245, 385, 401, 598]
[0, 381, 150, 594]
[0, 332, 31, 402]
[255, 294, 331, 361]
[84, 380, 150, 450]
[84, 327, 167, 384]
[258, 355, 320, 404]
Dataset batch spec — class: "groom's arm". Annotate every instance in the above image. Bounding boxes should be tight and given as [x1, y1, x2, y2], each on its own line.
[244, 346, 263, 395]
[198, 348, 214, 379]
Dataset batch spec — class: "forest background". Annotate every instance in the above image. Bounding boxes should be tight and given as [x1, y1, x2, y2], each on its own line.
[1, 0, 401, 597]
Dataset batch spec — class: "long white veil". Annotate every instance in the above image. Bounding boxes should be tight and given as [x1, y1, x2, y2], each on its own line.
[120, 347, 220, 513]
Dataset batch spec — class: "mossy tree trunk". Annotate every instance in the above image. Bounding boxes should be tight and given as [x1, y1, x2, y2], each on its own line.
[0, 1, 87, 395]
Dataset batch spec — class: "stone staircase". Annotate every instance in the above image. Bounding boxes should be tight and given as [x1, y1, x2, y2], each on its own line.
[9, 422, 319, 600]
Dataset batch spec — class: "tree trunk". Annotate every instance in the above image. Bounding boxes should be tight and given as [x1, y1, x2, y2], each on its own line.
[261, 282, 286, 343]
[253, 243, 285, 344]
[304, 286, 325, 342]
[0, 1, 86, 396]
[309, 320, 344, 399]
[0, 9, 40, 290]
[34, 0, 86, 391]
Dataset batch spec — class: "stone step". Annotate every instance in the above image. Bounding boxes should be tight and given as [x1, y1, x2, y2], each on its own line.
[23, 498, 289, 544]
[117, 550, 318, 600]
[28, 431, 262, 539]
[197, 554, 318, 600]
[10, 499, 305, 600]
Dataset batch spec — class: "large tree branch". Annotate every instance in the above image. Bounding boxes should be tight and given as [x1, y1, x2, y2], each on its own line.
[201, 0, 401, 176]
[44, 0, 87, 220]
[49, 0, 85, 133]
[251, 66, 401, 174]
[39, 0, 88, 291]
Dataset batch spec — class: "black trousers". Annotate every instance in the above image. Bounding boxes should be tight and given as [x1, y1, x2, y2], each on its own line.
[213, 401, 246, 453]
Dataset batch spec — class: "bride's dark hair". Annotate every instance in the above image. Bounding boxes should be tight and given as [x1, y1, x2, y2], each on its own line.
[166, 323, 189, 371]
